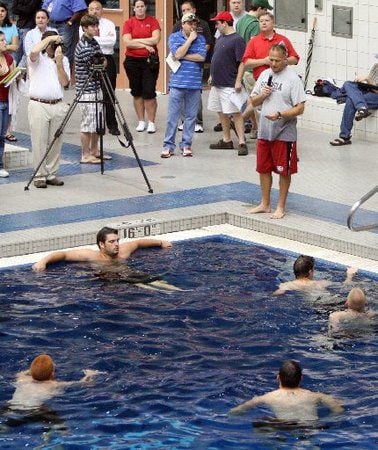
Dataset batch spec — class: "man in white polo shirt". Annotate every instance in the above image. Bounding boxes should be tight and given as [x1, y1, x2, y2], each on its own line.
[28, 31, 70, 188]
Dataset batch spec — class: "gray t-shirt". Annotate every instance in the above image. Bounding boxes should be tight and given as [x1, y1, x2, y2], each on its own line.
[252, 66, 306, 141]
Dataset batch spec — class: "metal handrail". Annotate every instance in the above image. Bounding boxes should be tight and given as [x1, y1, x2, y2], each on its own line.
[347, 185, 378, 231]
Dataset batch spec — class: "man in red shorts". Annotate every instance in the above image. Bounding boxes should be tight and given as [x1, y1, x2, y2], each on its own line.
[249, 44, 306, 219]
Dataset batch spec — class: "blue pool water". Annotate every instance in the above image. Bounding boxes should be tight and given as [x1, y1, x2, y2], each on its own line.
[0, 236, 377, 449]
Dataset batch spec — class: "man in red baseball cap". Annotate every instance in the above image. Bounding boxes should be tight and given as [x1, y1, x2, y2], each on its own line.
[208, 11, 248, 156]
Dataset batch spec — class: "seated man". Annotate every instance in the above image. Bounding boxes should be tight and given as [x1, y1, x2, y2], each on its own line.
[229, 360, 343, 422]
[328, 288, 375, 336]
[8, 354, 102, 411]
[273, 255, 356, 295]
[330, 62, 378, 146]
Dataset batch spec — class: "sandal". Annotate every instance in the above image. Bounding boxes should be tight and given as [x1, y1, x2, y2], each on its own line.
[330, 137, 352, 146]
[160, 149, 174, 158]
[182, 148, 193, 157]
[5, 133, 17, 142]
[355, 108, 372, 121]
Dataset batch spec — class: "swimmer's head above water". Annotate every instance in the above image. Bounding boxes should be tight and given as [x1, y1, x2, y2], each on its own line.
[30, 354, 55, 381]
[278, 360, 302, 388]
[293, 255, 314, 280]
[346, 288, 366, 312]
[96, 227, 120, 258]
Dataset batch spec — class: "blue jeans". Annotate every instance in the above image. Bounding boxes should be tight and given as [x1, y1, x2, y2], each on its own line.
[163, 87, 201, 151]
[0, 101, 9, 168]
[340, 81, 378, 139]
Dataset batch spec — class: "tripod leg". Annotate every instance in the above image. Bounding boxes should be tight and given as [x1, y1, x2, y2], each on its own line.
[100, 71, 154, 193]
[99, 110, 104, 174]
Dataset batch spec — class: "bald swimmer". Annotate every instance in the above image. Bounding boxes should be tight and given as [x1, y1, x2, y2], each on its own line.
[328, 288, 375, 336]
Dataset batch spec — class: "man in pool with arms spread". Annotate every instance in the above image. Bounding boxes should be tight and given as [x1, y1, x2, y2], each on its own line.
[32, 227, 179, 290]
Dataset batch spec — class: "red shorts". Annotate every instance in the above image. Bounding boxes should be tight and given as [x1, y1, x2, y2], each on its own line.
[256, 139, 298, 176]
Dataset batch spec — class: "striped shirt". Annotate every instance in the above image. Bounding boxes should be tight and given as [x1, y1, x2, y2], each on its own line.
[168, 31, 207, 90]
[74, 35, 102, 93]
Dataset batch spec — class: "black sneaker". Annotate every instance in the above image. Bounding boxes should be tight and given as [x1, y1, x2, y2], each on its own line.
[109, 128, 121, 135]
[213, 123, 222, 132]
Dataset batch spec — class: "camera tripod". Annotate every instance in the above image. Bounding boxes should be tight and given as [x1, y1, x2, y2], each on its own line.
[24, 63, 153, 193]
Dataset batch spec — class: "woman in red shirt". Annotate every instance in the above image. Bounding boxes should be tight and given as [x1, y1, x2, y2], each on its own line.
[0, 30, 13, 178]
[122, 0, 161, 134]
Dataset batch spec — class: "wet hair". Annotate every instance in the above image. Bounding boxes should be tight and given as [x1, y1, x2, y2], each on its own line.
[347, 288, 366, 312]
[279, 360, 302, 388]
[35, 8, 50, 20]
[0, 3, 12, 27]
[96, 227, 118, 248]
[293, 255, 314, 279]
[80, 14, 99, 28]
[30, 354, 54, 381]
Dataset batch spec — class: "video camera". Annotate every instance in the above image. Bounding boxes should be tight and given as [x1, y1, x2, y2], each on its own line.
[90, 52, 106, 66]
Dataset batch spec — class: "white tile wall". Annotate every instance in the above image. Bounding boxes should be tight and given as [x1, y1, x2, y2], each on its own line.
[276, 0, 378, 85]
[275, 0, 378, 141]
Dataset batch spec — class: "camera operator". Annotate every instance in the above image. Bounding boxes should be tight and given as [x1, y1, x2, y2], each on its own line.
[28, 31, 70, 189]
[75, 14, 109, 164]
[79, 1, 119, 136]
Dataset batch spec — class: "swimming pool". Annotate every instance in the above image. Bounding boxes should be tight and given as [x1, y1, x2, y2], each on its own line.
[0, 236, 376, 448]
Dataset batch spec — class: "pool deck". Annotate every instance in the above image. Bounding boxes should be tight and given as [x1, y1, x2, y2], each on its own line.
[0, 88, 377, 270]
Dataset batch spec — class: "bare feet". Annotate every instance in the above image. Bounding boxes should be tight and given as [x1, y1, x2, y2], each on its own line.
[248, 204, 271, 214]
[271, 208, 286, 219]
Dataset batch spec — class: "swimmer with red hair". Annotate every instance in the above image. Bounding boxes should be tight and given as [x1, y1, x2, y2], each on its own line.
[30, 354, 55, 381]
[8, 354, 104, 411]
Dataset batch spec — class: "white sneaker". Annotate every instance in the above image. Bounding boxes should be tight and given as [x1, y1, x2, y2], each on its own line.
[136, 121, 146, 132]
[0, 168, 9, 178]
[147, 122, 156, 134]
[195, 124, 204, 133]
[178, 123, 183, 131]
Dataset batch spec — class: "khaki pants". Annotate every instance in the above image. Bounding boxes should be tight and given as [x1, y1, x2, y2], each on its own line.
[28, 100, 69, 181]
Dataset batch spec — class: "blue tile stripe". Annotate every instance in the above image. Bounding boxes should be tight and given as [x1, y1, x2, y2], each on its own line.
[0, 181, 376, 234]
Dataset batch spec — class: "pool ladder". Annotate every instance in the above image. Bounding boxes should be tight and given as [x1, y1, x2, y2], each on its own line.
[347, 185, 378, 231]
